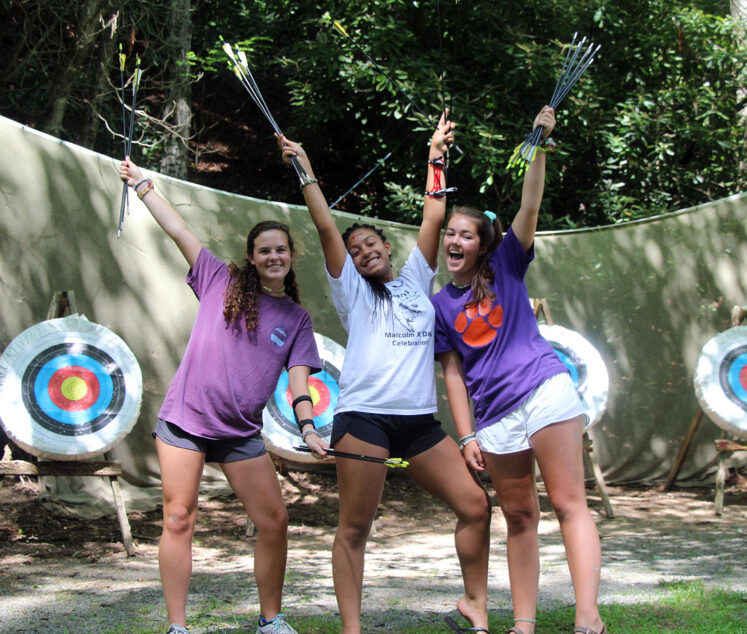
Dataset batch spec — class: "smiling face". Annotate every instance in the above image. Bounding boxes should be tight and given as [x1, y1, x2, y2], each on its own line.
[248, 228, 293, 290]
[443, 213, 486, 286]
[346, 228, 393, 282]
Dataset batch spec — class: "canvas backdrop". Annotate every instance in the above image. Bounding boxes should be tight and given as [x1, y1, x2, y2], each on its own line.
[0, 116, 744, 516]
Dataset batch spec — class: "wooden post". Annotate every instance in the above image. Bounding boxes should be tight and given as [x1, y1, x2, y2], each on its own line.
[713, 438, 747, 515]
[0, 460, 135, 555]
[583, 434, 615, 518]
[663, 407, 704, 491]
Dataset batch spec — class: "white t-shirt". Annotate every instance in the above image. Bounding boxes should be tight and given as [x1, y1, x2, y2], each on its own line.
[327, 246, 438, 415]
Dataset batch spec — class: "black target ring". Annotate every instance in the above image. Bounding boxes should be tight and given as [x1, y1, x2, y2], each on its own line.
[0, 315, 143, 459]
[21, 343, 127, 436]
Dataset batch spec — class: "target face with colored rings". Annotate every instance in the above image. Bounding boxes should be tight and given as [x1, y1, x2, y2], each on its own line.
[694, 326, 747, 438]
[538, 324, 609, 428]
[0, 315, 143, 460]
[262, 332, 343, 463]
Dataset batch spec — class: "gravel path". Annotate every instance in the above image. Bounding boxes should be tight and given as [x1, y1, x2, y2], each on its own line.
[1, 474, 746, 633]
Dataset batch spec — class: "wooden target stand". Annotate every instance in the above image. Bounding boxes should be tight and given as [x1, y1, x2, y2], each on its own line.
[0, 291, 135, 555]
[532, 299, 615, 518]
[664, 306, 747, 515]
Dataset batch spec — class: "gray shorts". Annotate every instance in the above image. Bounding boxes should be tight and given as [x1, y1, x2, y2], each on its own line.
[153, 419, 267, 463]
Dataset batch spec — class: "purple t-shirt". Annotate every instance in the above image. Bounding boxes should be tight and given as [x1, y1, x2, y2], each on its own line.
[431, 227, 567, 431]
[159, 247, 321, 439]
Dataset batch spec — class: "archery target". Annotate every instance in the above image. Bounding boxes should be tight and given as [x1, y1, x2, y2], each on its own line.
[0, 315, 142, 460]
[262, 332, 343, 462]
[693, 326, 747, 438]
[538, 324, 609, 428]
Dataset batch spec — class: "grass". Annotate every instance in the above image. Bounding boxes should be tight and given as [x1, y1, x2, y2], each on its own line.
[122, 580, 744, 633]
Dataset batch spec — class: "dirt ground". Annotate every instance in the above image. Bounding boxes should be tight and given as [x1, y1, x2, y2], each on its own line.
[1, 469, 746, 633]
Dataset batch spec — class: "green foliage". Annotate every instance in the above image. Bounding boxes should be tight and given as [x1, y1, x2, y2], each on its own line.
[0, 0, 744, 227]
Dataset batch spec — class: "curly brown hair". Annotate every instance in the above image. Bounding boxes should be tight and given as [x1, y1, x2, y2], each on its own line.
[223, 220, 301, 331]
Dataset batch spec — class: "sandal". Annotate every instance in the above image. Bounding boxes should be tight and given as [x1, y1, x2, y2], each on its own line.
[507, 617, 536, 634]
[444, 615, 489, 632]
[573, 626, 606, 634]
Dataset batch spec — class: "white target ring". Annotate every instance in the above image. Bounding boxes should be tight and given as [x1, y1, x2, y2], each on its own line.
[694, 326, 747, 439]
[0, 315, 143, 460]
[538, 324, 609, 428]
[262, 332, 344, 462]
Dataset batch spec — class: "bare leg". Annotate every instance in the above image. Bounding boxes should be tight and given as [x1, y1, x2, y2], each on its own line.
[222, 452, 289, 620]
[531, 417, 603, 632]
[332, 434, 388, 634]
[483, 449, 539, 634]
[156, 437, 205, 627]
[407, 437, 491, 630]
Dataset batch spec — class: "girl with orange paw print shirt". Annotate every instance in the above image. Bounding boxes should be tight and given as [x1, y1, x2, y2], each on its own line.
[431, 107, 606, 634]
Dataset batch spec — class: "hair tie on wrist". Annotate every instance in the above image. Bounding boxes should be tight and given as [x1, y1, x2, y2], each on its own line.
[299, 421, 316, 438]
[483, 210, 497, 222]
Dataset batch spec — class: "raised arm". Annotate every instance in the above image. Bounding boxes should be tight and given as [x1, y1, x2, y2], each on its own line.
[419, 111, 456, 270]
[511, 106, 556, 253]
[438, 350, 485, 472]
[277, 136, 347, 278]
[119, 158, 202, 268]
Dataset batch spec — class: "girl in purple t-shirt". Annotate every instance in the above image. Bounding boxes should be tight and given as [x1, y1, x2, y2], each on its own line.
[431, 107, 605, 634]
[120, 158, 320, 634]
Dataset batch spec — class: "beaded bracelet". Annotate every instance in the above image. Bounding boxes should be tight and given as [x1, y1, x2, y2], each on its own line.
[136, 179, 154, 199]
[301, 426, 319, 441]
[538, 137, 557, 152]
[458, 432, 477, 450]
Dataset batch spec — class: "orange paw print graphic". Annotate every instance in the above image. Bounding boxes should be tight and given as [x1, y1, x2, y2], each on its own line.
[454, 298, 503, 347]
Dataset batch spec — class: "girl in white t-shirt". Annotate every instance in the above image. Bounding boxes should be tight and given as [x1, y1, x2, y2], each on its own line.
[277, 115, 492, 634]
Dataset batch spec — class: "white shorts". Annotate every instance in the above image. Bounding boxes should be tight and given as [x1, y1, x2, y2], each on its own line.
[476, 372, 588, 455]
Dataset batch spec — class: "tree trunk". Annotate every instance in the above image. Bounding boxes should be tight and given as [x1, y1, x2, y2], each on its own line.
[81, 10, 119, 149]
[159, 0, 193, 180]
[42, 0, 110, 138]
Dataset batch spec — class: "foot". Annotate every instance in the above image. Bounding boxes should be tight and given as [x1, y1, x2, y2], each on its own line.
[573, 624, 606, 634]
[257, 613, 298, 634]
[456, 595, 489, 631]
[508, 618, 536, 634]
[166, 625, 189, 634]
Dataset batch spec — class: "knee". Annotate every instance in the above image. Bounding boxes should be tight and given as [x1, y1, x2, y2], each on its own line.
[163, 503, 196, 537]
[500, 500, 539, 533]
[337, 517, 373, 550]
[551, 495, 587, 523]
[253, 504, 289, 537]
[456, 490, 492, 526]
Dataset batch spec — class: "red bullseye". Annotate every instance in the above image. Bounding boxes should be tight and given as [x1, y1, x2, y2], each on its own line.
[285, 376, 330, 418]
[741, 365, 747, 390]
[48, 366, 99, 411]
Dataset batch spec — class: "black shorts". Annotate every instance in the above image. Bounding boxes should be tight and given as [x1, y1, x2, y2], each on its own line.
[331, 411, 447, 459]
[153, 419, 267, 463]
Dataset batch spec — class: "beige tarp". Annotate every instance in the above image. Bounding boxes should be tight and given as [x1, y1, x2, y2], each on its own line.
[0, 116, 744, 516]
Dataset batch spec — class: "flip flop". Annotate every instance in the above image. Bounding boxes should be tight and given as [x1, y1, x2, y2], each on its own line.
[444, 615, 489, 633]
[573, 626, 607, 634]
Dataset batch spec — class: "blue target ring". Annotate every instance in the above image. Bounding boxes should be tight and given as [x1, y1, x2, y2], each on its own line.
[22, 342, 126, 437]
[33, 354, 114, 425]
[548, 343, 587, 397]
[719, 346, 747, 412]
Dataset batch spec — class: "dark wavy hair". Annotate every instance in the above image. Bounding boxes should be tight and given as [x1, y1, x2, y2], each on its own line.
[447, 206, 504, 308]
[223, 220, 301, 331]
[342, 222, 392, 310]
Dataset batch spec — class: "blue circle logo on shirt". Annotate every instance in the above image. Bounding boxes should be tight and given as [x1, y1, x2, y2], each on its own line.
[270, 327, 288, 348]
